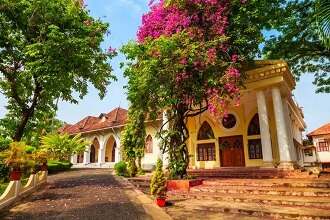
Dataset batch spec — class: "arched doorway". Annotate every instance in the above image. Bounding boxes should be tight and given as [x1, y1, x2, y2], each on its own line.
[77, 153, 84, 163]
[105, 136, 116, 162]
[90, 145, 96, 163]
[90, 138, 100, 163]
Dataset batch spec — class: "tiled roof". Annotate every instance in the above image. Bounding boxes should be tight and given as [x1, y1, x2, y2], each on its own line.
[61, 107, 128, 135]
[307, 123, 330, 137]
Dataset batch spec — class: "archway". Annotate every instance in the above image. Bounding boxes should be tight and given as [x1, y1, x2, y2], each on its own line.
[105, 136, 116, 162]
[90, 138, 100, 163]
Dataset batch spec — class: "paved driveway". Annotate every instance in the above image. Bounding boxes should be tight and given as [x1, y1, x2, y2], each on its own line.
[0, 169, 152, 220]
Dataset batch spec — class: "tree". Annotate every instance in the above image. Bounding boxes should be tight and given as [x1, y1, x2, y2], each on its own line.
[122, 0, 283, 179]
[0, 0, 116, 141]
[263, 0, 330, 93]
[316, 0, 330, 48]
[40, 133, 88, 161]
[0, 108, 64, 147]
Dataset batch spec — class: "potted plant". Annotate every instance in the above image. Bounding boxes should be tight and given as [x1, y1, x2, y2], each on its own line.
[0, 142, 28, 181]
[150, 159, 167, 207]
[29, 149, 48, 173]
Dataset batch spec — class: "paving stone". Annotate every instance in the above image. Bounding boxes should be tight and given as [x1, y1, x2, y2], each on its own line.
[0, 169, 153, 220]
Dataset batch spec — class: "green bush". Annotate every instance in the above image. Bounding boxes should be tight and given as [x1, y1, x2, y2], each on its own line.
[150, 159, 166, 198]
[114, 161, 127, 176]
[47, 160, 72, 174]
[0, 163, 9, 183]
[25, 146, 36, 154]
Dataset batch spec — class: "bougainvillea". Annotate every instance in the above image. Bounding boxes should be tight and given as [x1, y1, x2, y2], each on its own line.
[122, 0, 282, 178]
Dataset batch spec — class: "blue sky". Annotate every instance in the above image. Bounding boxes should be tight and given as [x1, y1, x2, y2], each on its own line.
[0, 0, 329, 134]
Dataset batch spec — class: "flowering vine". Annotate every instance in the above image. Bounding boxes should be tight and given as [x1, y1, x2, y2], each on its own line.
[121, 0, 277, 178]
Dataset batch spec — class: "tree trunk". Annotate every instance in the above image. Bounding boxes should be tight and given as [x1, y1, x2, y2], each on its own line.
[13, 110, 32, 141]
[12, 82, 41, 142]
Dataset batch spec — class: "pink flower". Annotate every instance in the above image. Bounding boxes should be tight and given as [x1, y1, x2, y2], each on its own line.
[107, 46, 116, 54]
[208, 103, 217, 114]
[227, 67, 240, 78]
[231, 54, 238, 62]
[207, 48, 217, 64]
[179, 58, 188, 65]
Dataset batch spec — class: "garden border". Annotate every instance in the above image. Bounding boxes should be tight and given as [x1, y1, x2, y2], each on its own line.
[0, 171, 47, 210]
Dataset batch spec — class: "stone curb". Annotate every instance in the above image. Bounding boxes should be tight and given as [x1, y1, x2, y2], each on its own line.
[114, 174, 173, 220]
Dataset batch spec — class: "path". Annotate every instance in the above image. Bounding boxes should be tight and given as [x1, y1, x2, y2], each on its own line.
[0, 169, 154, 220]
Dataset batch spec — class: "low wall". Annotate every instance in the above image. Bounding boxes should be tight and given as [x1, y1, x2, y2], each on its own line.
[0, 171, 47, 210]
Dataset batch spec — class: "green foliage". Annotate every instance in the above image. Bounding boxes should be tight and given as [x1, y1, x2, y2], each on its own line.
[0, 164, 9, 182]
[264, 0, 330, 93]
[150, 159, 166, 197]
[0, 142, 28, 170]
[0, 136, 11, 151]
[40, 133, 89, 161]
[121, 109, 146, 175]
[114, 161, 127, 176]
[25, 146, 36, 154]
[47, 160, 72, 174]
[0, 0, 116, 141]
[127, 158, 138, 177]
[316, 0, 330, 48]
[0, 110, 64, 147]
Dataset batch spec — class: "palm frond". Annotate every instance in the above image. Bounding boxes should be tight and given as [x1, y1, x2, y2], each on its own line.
[316, 0, 330, 48]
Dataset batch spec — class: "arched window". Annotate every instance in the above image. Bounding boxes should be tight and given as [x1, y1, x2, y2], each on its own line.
[247, 114, 262, 159]
[198, 122, 215, 140]
[248, 114, 261, 136]
[145, 135, 153, 153]
[197, 122, 216, 161]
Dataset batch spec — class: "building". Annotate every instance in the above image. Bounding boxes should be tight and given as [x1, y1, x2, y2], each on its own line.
[307, 123, 330, 170]
[62, 60, 307, 170]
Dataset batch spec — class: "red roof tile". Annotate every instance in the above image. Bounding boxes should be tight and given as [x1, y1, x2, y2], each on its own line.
[307, 123, 330, 137]
[61, 107, 128, 135]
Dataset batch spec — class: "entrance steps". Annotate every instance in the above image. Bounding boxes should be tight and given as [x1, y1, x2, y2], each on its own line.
[188, 167, 318, 179]
[72, 162, 115, 169]
[168, 178, 330, 219]
[173, 199, 330, 220]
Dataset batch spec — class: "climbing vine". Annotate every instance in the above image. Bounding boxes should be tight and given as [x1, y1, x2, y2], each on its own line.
[121, 109, 146, 176]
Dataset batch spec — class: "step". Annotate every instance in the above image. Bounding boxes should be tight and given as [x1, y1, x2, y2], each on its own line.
[168, 191, 330, 209]
[188, 168, 317, 179]
[202, 179, 330, 188]
[178, 199, 330, 220]
[191, 185, 330, 197]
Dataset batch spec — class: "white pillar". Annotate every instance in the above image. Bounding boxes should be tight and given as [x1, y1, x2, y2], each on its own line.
[256, 90, 273, 167]
[282, 99, 297, 162]
[271, 87, 294, 169]
[98, 137, 106, 164]
[71, 154, 77, 164]
[114, 135, 121, 162]
[162, 111, 169, 168]
[83, 146, 90, 164]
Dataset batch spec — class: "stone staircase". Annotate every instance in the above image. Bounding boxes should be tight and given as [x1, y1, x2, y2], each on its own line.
[168, 178, 330, 219]
[127, 176, 151, 194]
[188, 167, 318, 179]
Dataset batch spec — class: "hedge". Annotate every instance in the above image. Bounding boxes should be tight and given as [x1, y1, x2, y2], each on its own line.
[47, 160, 72, 174]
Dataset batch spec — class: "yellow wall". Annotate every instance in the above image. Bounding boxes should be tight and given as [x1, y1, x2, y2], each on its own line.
[187, 92, 280, 169]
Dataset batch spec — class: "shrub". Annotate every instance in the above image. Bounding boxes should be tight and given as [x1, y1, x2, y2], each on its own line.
[25, 146, 36, 154]
[150, 159, 166, 198]
[0, 164, 9, 183]
[114, 161, 127, 176]
[47, 160, 72, 174]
